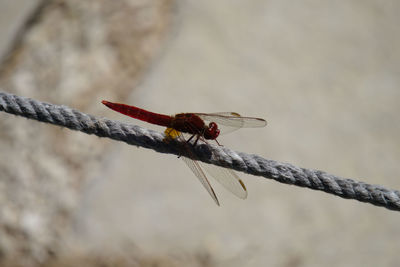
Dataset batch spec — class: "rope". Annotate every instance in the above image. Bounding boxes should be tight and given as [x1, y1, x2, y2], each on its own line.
[1, 91, 400, 211]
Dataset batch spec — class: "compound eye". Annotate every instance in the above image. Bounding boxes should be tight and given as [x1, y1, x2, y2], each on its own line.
[214, 128, 220, 138]
[207, 122, 220, 139]
[209, 122, 217, 129]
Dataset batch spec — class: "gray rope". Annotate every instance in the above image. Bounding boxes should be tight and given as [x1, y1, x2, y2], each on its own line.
[1, 91, 400, 211]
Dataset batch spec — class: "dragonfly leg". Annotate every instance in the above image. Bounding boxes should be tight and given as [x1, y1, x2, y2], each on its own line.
[177, 133, 201, 158]
[177, 142, 186, 158]
[193, 134, 201, 146]
[179, 134, 195, 159]
[185, 122, 203, 145]
[186, 134, 195, 144]
[215, 139, 223, 146]
[184, 133, 202, 147]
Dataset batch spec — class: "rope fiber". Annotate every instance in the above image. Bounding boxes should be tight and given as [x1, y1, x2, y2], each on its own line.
[1, 91, 399, 211]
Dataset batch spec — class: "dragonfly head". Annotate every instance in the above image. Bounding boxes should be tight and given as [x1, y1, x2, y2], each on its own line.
[204, 122, 220, 140]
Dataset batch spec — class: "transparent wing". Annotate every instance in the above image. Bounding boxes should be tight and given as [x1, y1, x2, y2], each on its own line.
[173, 131, 247, 204]
[196, 112, 267, 128]
[200, 162, 247, 199]
[181, 156, 220, 206]
[195, 112, 267, 135]
[174, 133, 219, 205]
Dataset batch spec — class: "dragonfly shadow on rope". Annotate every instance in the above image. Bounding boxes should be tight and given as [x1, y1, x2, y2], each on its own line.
[163, 129, 214, 161]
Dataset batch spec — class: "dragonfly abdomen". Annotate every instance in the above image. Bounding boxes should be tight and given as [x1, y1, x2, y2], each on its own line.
[102, 101, 172, 127]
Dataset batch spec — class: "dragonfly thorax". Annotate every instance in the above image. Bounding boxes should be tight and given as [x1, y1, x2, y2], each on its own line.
[171, 113, 220, 140]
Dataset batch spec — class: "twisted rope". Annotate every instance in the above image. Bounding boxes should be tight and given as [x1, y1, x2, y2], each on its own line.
[1, 91, 399, 211]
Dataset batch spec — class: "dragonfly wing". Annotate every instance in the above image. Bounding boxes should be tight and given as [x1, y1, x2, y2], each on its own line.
[174, 132, 219, 205]
[181, 156, 220, 206]
[196, 112, 267, 135]
[200, 162, 247, 199]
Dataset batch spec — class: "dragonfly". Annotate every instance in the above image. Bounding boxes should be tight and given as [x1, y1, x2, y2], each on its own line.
[102, 100, 267, 205]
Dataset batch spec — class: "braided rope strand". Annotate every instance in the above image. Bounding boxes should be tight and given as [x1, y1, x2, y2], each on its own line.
[1, 91, 399, 211]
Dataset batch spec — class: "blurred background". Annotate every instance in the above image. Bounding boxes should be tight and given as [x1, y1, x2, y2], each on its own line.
[0, 0, 400, 266]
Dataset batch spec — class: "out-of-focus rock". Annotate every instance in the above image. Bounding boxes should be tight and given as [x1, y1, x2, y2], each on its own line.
[0, 0, 174, 265]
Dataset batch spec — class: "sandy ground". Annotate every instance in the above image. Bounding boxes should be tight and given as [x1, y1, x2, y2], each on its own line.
[1, 1, 400, 266]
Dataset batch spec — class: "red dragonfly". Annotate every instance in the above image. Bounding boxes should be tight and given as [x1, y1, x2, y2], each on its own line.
[102, 100, 267, 205]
